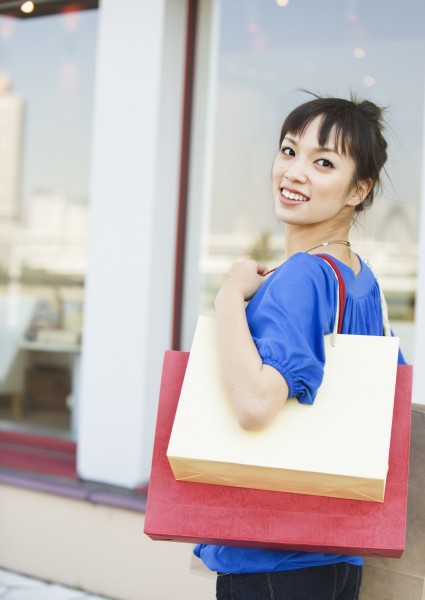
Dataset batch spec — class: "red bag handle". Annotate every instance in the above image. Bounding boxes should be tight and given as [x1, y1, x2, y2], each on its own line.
[316, 254, 346, 334]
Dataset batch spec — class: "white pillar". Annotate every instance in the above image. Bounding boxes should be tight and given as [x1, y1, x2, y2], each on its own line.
[413, 96, 425, 404]
[77, 0, 187, 486]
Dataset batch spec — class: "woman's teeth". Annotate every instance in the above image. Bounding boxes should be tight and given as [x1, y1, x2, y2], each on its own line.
[281, 189, 308, 202]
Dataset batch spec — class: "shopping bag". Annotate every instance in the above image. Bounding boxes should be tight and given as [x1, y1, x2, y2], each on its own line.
[167, 314, 399, 502]
[144, 350, 412, 557]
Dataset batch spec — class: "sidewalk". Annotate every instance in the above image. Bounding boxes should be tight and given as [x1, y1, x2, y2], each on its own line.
[0, 568, 111, 599]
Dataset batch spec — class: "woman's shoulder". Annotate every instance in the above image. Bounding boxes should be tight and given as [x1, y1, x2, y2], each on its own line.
[274, 252, 377, 288]
[272, 252, 338, 285]
[268, 252, 380, 302]
[259, 253, 338, 311]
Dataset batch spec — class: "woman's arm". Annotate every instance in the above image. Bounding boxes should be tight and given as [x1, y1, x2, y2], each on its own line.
[215, 260, 289, 431]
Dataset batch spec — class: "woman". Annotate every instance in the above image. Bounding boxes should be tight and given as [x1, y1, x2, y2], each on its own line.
[194, 95, 405, 599]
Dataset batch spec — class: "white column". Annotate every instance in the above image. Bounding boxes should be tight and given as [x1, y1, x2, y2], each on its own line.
[413, 97, 425, 404]
[77, 0, 187, 486]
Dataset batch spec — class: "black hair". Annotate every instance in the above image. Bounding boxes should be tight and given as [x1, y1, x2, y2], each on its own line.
[279, 94, 388, 211]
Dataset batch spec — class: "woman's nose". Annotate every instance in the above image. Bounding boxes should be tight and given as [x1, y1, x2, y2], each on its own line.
[283, 159, 307, 183]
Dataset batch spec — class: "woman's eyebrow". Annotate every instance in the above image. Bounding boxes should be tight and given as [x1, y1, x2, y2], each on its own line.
[283, 136, 340, 155]
[314, 146, 340, 154]
[283, 136, 298, 145]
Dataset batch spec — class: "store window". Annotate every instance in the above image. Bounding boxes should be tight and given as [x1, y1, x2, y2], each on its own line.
[0, 6, 98, 438]
[183, 0, 424, 361]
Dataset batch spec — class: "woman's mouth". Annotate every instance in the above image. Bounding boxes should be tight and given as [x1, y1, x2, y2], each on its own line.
[280, 188, 309, 203]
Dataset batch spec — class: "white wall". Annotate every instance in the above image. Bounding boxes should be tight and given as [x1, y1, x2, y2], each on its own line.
[0, 484, 215, 600]
[77, 0, 187, 486]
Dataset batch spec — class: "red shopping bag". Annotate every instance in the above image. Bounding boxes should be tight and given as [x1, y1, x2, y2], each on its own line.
[144, 351, 412, 558]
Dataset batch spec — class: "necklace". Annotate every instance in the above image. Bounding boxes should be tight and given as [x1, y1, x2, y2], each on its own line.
[265, 239, 352, 276]
[305, 240, 351, 254]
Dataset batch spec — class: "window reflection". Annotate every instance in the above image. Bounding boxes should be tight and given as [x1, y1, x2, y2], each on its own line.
[0, 9, 97, 436]
[193, 0, 423, 360]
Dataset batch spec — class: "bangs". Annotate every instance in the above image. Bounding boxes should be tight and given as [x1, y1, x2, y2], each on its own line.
[279, 101, 357, 156]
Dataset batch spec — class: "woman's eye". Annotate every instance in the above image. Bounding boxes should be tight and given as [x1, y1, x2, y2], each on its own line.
[281, 146, 295, 157]
[316, 158, 334, 169]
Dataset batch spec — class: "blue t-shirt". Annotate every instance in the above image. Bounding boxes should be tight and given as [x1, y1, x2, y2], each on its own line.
[195, 253, 405, 574]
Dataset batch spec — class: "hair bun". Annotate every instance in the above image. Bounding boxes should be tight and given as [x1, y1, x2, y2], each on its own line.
[356, 99, 386, 128]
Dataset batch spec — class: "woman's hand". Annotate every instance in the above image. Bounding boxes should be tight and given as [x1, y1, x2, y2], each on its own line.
[216, 260, 269, 306]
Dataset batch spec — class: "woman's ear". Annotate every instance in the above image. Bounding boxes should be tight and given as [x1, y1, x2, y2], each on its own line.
[347, 179, 373, 207]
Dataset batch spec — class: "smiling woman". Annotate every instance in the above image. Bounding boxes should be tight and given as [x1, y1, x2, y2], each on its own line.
[177, 0, 425, 600]
[195, 93, 406, 600]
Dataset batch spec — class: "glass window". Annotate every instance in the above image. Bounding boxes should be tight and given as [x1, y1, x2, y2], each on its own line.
[184, 0, 423, 361]
[0, 8, 97, 437]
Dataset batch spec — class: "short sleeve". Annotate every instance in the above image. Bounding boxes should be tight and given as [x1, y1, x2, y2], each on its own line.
[245, 253, 337, 404]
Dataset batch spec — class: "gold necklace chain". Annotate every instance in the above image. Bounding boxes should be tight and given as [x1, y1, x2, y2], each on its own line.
[305, 240, 351, 254]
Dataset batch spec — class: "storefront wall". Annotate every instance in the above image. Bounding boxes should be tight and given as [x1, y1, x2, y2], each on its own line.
[3, 0, 424, 489]
[2, 1, 425, 595]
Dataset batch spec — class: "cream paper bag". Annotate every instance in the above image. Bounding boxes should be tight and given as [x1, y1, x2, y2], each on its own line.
[167, 315, 399, 502]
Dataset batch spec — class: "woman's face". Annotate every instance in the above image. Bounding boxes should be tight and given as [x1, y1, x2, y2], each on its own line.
[272, 116, 363, 228]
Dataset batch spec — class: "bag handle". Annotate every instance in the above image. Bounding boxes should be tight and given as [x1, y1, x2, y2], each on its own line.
[266, 254, 391, 340]
[316, 254, 346, 335]
[316, 254, 392, 340]
[316, 254, 346, 346]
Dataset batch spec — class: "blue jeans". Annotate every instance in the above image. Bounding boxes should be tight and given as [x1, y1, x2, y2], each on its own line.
[216, 563, 362, 600]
